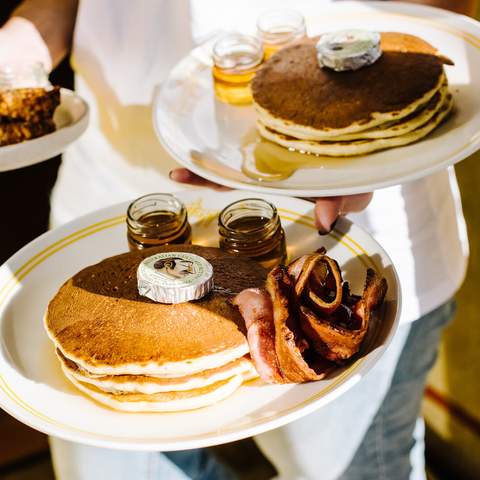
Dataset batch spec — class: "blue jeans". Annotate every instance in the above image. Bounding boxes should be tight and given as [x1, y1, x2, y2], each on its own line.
[338, 300, 455, 480]
[163, 450, 237, 480]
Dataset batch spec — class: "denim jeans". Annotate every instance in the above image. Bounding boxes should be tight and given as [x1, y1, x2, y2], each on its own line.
[50, 301, 455, 480]
[338, 300, 456, 480]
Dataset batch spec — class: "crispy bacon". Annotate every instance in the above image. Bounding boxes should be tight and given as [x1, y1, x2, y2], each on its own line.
[266, 266, 325, 383]
[299, 268, 387, 362]
[292, 253, 343, 315]
[234, 250, 388, 383]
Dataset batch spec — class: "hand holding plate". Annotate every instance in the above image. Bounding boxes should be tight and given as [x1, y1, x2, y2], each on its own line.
[170, 168, 373, 235]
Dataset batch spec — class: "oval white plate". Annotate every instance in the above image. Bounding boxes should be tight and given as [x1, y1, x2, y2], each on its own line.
[0, 88, 89, 172]
[153, 1, 480, 197]
[0, 190, 400, 450]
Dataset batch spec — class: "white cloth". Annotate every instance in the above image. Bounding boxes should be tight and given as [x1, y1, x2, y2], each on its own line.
[49, 439, 189, 480]
[49, 1, 469, 479]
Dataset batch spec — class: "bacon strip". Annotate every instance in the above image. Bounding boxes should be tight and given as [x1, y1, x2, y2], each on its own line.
[233, 288, 285, 384]
[300, 269, 387, 362]
[266, 266, 324, 383]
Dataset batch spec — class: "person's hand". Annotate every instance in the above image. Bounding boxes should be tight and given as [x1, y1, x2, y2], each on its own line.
[169, 168, 373, 234]
[311, 192, 373, 234]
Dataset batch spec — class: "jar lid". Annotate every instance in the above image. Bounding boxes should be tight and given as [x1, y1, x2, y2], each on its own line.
[137, 252, 214, 304]
[316, 30, 382, 72]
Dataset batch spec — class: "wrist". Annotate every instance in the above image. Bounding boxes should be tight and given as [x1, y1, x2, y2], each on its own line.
[0, 17, 52, 72]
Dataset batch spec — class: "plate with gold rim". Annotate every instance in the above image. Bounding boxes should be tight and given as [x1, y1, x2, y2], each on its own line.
[153, 1, 480, 197]
[0, 190, 400, 450]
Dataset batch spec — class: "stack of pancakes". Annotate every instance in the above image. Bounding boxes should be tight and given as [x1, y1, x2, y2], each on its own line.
[252, 32, 453, 156]
[45, 245, 264, 412]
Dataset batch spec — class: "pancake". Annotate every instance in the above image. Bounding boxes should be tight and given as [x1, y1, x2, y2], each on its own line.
[46, 245, 267, 377]
[257, 92, 453, 156]
[58, 349, 258, 394]
[252, 32, 450, 140]
[379, 32, 453, 65]
[323, 82, 448, 141]
[64, 368, 250, 412]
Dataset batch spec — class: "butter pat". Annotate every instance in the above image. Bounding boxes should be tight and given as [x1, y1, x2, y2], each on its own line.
[137, 252, 214, 304]
[316, 30, 382, 72]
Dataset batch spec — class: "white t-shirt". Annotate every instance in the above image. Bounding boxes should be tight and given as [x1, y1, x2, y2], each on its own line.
[51, 0, 469, 325]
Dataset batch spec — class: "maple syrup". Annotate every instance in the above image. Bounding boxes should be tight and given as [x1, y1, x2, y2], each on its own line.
[127, 194, 192, 251]
[212, 33, 264, 105]
[240, 129, 353, 183]
[219, 198, 286, 269]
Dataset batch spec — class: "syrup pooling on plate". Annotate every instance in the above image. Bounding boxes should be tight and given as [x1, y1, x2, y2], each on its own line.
[241, 130, 349, 182]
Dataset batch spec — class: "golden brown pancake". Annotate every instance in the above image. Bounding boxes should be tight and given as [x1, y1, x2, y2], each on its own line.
[380, 32, 453, 65]
[252, 32, 449, 136]
[320, 82, 449, 141]
[257, 91, 453, 156]
[64, 368, 249, 412]
[46, 245, 267, 376]
[57, 349, 258, 394]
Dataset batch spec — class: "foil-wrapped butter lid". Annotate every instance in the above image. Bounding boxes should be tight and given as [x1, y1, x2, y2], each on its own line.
[316, 30, 382, 72]
[137, 252, 214, 304]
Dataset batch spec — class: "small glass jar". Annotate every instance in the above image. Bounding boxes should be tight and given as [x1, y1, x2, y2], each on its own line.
[219, 198, 287, 269]
[257, 9, 307, 58]
[212, 33, 264, 105]
[0, 62, 50, 90]
[127, 193, 192, 251]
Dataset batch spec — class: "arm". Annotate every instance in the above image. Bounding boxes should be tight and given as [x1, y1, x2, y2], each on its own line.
[0, 0, 78, 71]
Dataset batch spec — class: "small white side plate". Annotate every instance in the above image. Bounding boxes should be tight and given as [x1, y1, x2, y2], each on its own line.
[0, 88, 89, 172]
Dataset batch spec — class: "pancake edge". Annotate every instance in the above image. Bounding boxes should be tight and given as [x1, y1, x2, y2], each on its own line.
[58, 351, 258, 394]
[64, 369, 250, 412]
[257, 92, 453, 157]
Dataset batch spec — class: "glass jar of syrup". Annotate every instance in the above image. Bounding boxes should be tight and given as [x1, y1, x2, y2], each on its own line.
[127, 193, 192, 251]
[219, 198, 287, 269]
[257, 9, 307, 58]
[0, 62, 50, 90]
[212, 33, 264, 105]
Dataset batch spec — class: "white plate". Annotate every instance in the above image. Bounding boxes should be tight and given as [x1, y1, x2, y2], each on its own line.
[0, 190, 400, 450]
[153, 1, 480, 197]
[0, 88, 89, 172]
